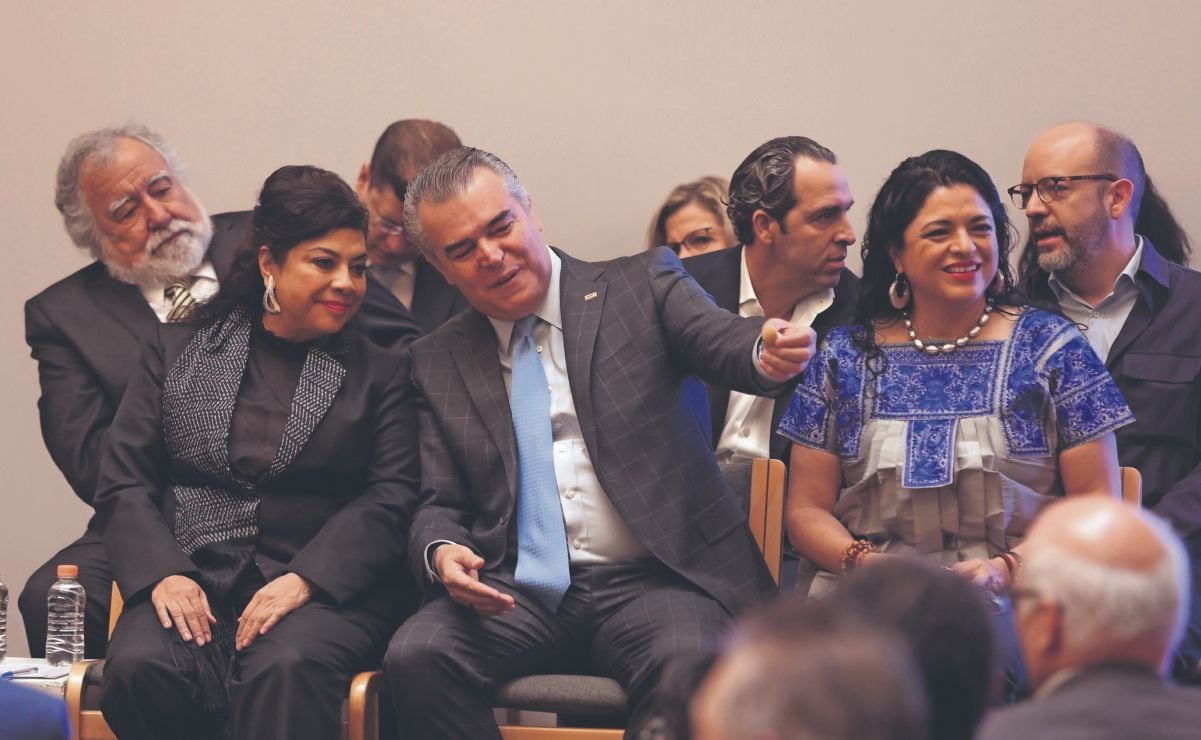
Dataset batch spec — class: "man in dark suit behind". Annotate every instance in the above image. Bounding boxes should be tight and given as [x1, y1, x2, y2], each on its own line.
[976, 497, 1201, 740]
[19, 123, 418, 658]
[683, 136, 859, 465]
[355, 118, 470, 333]
[1013, 122, 1201, 681]
[382, 147, 817, 739]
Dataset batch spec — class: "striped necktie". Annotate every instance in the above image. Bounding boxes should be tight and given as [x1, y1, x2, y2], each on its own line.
[164, 277, 198, 323]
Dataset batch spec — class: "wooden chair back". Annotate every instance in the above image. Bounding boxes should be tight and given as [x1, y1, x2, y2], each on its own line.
[1120, 466, 1142, 506]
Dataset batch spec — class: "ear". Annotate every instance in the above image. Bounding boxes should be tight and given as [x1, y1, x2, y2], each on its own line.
[525, 195, 543, 233]
[751, 209, 776, 245]
[1108, 178, 1136, 221]
[258, 245, 277, 281]
[888, 243, 905, 275]
[355, 164, 371, 199]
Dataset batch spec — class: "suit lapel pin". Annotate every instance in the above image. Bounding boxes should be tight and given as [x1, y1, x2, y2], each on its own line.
[584, 292, 598, 301]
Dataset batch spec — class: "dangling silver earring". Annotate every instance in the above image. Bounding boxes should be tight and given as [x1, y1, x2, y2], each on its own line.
[262, 274, 282, 315]
[889, 273, 911, 310]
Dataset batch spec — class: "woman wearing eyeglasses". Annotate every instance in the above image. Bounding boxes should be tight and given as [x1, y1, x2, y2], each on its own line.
[778, 149, 1132, 598]
[647, 175, 737, 258]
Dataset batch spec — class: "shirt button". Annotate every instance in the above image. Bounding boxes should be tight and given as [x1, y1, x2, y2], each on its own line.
[572, 538, 583, 550]
[536, 345, 544, 353]
[740, 427, 751, 437]
[556, 443, 567, 453]
[565, 489, 577, 500]
[553, 422, 562, 430]
[1091, 311, 1101, 318]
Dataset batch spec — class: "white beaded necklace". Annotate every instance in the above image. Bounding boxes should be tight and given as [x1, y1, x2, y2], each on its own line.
[904, 302, 993, 355]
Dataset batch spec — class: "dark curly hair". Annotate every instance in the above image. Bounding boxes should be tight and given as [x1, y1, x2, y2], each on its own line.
[856, 150, 1024, 377]
[191, 165, 368, 325]
[727, 136, 837, 246]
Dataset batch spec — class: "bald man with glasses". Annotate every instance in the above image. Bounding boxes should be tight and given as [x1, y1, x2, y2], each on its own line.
[1013, 121, 1201, 683]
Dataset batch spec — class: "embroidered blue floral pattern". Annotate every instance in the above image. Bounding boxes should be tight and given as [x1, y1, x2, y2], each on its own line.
[778, 330, 867, 457]
[779, 311, 1133, 485]
[875, 345, 1001, 419]
[905, 418, 957, 487]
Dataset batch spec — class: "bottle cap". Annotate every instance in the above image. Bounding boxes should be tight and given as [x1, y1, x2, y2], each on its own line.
[56, 564, 79, 579]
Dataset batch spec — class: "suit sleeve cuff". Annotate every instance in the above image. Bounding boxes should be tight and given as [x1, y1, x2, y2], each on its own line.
[424, 540, 459, 583]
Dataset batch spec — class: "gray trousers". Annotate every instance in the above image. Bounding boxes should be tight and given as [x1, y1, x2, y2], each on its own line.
[384, 561, 730, 740]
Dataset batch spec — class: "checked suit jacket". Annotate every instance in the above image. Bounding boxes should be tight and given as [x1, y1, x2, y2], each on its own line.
[407, 247, 779, 614]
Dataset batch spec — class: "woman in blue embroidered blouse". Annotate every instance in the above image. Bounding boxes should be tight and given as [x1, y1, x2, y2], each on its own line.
[778, 150, 1133, 597]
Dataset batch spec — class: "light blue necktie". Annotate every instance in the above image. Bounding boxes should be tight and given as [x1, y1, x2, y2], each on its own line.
[510, 315, 571, 611]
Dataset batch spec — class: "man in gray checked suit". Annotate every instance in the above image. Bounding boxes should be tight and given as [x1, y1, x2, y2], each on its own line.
[382, 147, 817, 739]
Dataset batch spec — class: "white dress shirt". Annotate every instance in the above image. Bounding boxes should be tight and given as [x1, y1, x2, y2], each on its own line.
[370, 261, 416, 310]
[486, 249, 650, 564]
[716, 251, 833, 462]
[1048, 238, 1143, 363]
[138, 259, 219, 322]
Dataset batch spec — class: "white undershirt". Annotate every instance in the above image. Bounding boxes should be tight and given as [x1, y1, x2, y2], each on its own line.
[486, 249, 650, 564]
[716, 250, 833, 461]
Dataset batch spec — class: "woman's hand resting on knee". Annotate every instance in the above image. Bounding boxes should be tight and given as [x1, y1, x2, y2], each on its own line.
[235, 572, 314, 650]
[152, 574, 217, 646]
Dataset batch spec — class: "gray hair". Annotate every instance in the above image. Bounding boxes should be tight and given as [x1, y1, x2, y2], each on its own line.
[402, 147, 529, 256]
[1022, 510, 1190, 657]
[703, 630, 928, 740]
[54, 123, 189, 259]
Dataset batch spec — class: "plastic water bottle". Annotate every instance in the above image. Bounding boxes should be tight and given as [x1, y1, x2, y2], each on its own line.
[0, 570, 8, 662]
[45, 564, 85, 666]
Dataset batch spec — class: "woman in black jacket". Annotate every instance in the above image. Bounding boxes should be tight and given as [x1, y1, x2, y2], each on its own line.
[96, 165, 420, 740]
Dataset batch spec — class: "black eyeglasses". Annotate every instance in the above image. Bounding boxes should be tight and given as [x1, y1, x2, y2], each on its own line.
[1007, 175, 1118, 209]
[667, 227, 719, 254]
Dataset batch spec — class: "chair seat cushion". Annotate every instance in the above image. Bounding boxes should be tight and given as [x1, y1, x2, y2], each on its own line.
[492, 675, 628, 715]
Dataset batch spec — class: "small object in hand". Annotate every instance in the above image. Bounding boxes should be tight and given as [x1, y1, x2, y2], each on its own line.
[762, 324, 779, 347]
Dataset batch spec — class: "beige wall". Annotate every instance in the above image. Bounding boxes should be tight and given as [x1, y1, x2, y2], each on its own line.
[2, 1, 1199, 653]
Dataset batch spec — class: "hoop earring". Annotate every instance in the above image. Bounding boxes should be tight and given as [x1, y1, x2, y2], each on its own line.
[988, 270, 1005, 296]
[262, 274, 282, 315]
[889, 273, 911, 310]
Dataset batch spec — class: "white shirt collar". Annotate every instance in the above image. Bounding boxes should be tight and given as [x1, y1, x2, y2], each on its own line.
[1048, 236, 1143, 306]
[138, 258, 218, 307]
[740, 248, 834, 326]
[489, 247, 563, 353]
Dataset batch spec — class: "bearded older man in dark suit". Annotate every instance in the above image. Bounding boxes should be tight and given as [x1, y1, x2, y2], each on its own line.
[20, 124, 417, 658]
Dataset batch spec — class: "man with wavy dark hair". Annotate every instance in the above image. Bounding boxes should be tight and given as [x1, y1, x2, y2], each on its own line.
[683, 136, 860, 466]
[1013, 121, 1201, 682]
[682, 137, 860, 589]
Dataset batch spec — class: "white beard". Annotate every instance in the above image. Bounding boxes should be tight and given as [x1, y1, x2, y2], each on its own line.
[104, 205, 213, 289]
